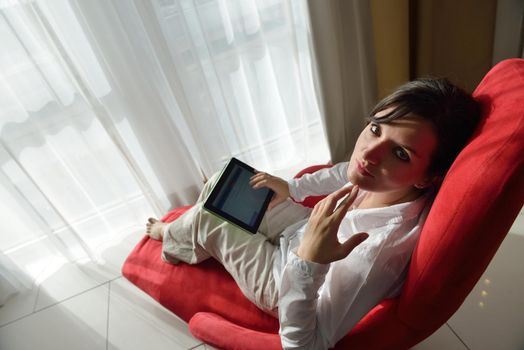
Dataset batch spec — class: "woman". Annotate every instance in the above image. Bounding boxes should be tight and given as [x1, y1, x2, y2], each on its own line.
[147, 78, 481, 349]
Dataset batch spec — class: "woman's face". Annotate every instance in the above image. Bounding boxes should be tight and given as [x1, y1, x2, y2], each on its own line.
[347, 108, 438, 201]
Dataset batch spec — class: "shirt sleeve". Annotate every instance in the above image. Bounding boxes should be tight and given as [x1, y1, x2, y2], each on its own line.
[278, 224, 412, 350]
[278, 251, 331, 350]
[287, 162, 350, 202]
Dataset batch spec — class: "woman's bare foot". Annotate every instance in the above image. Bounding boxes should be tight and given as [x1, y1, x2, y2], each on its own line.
[146, 218, 167, 240]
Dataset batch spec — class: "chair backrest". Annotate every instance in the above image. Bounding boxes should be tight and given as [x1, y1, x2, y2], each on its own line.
[399, 58, 524, 331]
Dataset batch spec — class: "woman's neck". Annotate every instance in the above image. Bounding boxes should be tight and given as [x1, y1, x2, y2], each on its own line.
[356, 189, 423, 209]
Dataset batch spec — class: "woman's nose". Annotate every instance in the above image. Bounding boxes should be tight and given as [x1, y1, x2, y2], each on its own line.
[362, 142, 385, 165]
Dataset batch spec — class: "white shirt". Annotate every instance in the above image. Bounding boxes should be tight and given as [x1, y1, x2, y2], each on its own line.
[273, 162, 431, 349]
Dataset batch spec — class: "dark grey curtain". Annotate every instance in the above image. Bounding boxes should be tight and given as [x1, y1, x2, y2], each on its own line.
[306, 0, 377, 163]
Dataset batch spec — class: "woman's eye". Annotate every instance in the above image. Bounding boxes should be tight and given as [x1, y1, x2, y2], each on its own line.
[370, 123, 380, 135]
[395, 147, 410, 161]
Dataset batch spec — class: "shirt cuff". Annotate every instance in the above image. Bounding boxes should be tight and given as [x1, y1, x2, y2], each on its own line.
[288, 249, 330, 277]
[287, 178, 302, 202]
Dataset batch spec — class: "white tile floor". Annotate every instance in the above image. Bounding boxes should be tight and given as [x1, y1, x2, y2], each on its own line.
[1, 212, 523, 350]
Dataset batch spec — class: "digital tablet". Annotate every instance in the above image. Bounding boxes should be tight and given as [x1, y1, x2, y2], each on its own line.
[203, 157, 274, 234]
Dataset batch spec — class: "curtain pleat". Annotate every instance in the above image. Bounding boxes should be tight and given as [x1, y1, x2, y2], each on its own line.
[0, 0, 329, 304]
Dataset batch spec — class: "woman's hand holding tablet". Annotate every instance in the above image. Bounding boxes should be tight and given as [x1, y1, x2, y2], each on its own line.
[249, 171, 290, 210]
[203, 158, 275, 234]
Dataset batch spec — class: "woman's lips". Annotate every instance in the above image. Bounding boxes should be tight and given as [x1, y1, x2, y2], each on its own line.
[357, 161, 374, 177]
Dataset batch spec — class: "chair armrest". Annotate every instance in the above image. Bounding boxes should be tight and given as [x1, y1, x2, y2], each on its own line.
[189, 312, 282, 350]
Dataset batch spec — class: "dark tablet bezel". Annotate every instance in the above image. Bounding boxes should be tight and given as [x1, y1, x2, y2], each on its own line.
[203, 157, 274, 234]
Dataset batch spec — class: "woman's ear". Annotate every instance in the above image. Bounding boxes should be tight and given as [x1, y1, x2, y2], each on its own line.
[414, 182, 429, 189]
[414, 175, 441, 189]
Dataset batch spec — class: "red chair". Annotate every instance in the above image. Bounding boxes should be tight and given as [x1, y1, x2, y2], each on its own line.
[122, 58, 524, 349]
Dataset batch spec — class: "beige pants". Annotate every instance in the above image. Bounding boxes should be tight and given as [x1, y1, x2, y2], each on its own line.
[162, 172, 312, 314]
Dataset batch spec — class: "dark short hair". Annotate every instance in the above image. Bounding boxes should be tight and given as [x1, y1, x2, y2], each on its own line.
[368, 78, 482, 176]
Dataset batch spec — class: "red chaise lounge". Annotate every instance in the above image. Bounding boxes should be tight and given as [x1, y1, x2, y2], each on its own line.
[122, 58, 524, 350]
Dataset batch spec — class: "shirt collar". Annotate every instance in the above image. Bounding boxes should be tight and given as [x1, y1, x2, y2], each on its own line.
[348, 191, 432, 230]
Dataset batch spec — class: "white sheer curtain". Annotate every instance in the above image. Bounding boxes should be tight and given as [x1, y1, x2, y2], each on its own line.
[0, 0, 328, 303]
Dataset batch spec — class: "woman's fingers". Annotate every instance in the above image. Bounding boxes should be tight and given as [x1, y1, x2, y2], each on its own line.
[334, 186, 359, 214]
[322, 185, 358, 214]
[250, 172, 276, 187]
[250, 171, 263, 179]
[329, 186, 359, 227]
[312, 185, 357, 216]
[250, 173, 291, 208]
[249, 172, 261, 183]
[338, 232, 369, 259]
[250, 172, 268, 188]
[251, 178, 266, 189]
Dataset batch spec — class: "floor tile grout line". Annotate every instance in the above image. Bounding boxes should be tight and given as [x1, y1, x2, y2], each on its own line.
[445, 322, 471, 350]
[32, 284, 41, 313]
[0, 274, 123, 330]
[106, 280, 112, 350]
[33, 275, 122, 313]
[188, 343, 206, 350]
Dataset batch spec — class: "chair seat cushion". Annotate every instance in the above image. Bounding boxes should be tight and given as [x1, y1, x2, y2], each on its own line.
[122, 206, 279, 333]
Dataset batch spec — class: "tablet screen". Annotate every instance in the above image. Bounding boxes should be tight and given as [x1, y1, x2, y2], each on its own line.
[203, 158, 274, 233]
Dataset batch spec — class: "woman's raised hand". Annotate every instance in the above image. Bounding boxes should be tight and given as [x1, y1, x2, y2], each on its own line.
[297, 186, 369, 264]
[249, 172, 290, 210]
